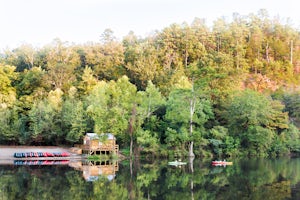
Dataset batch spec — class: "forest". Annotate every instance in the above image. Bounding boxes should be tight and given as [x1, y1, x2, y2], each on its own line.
[1, 10, 300, 158]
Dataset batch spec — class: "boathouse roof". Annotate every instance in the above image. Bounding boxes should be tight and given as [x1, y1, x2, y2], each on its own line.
[86, 133, 115, 140]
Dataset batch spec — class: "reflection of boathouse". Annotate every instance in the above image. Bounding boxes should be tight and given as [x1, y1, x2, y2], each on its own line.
[79, 133, 119, 155]
[69, 160, 119, 182]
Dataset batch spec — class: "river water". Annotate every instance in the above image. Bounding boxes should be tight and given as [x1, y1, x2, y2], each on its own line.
[0, 158, 300, 200]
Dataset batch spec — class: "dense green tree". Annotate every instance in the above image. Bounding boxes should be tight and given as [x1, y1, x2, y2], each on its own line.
[0, 65, 17, 108]
[15, 67, 45, 97]
[208, 125, 240, 157]
[62, 87, 87, 143]
[28, 89, 64, 144]
[0, 106, 20, 143]
[135, 81, 165, 155]
[139, 81, 165, 119]
[223, 90, 291, 156]
[195, 52, 243, 102]
[282, 92, 300, 119]
[78, 66, 98, 95]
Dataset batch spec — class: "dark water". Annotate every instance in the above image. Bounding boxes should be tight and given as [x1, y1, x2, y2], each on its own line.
[1, 158, 300, 200]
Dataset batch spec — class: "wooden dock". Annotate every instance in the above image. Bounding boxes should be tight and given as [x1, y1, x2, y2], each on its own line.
[75, 144, 119, 155]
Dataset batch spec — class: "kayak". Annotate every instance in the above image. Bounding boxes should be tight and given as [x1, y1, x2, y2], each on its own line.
[168, 161, 187, 166]
[212, 161, 233, 166]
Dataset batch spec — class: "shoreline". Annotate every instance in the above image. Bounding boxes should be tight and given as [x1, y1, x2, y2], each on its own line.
[0, 145, 84, 166]
[0, 145, 74, 159]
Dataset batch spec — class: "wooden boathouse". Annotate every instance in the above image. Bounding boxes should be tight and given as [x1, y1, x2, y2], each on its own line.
[79, 133, 119, 156]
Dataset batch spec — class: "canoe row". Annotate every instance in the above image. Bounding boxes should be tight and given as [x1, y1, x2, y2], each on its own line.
[14, 152, 70, 158]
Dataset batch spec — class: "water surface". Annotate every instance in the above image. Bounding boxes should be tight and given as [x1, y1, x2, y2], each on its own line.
[1, 158, 300, 200]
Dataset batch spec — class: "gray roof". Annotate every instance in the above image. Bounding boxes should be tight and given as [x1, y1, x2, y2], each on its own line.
[86, 133, 115, 140]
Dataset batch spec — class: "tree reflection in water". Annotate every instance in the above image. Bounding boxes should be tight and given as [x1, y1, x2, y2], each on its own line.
[0, 158, 300, 199]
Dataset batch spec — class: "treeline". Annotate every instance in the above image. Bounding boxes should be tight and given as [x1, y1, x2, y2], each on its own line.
[1, 10, 300, 157]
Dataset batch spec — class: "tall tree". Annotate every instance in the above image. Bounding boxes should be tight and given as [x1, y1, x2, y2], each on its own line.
[165, 79, 213, 157]
[2, 44, 37, 71]
[83, 42, 124, 81]
[43, 39, 80, 91]
[124, 37, 161, 89]
[86, 76, 137, 156]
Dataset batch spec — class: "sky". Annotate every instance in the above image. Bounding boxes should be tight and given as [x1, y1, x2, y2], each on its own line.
[0, 0, 300, 50]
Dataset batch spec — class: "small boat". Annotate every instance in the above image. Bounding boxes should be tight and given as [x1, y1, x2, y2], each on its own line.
[212, 160, 233, 166]
[168, 160, 187, 166]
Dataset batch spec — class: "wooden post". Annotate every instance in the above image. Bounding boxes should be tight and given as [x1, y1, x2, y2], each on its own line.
[266, 42, 270, 63]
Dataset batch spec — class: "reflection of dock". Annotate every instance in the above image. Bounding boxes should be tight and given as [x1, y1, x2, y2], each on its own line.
[0, 159, 119, 182]
[69, 160, 119, 181]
